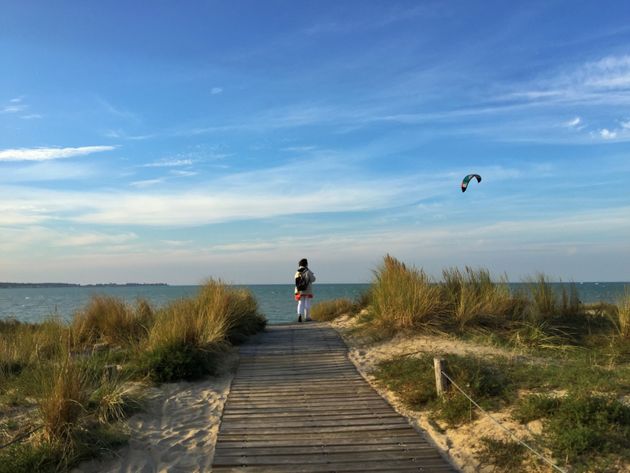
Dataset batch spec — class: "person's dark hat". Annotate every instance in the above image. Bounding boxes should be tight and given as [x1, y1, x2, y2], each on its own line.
[299, 258, 308, 267]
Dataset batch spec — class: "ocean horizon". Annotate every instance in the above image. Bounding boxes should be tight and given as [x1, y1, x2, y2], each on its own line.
[1, 282, 628, 325]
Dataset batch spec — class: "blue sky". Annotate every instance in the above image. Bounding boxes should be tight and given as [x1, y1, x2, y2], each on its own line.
[1, 1, 629, 284]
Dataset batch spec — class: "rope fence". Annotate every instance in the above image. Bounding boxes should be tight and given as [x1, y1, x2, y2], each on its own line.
[437, 366, 566, 473]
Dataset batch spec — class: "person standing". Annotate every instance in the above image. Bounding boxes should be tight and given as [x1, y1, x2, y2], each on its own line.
[294, 258, 316, 322]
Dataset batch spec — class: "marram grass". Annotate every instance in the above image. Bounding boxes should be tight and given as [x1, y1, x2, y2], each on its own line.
[0, 279, 266, 472]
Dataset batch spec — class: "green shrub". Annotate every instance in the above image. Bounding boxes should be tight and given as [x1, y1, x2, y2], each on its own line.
[545, 394, 630, 461]
[137, 342, 222, 383]
[375, 353, 512, 426]
[0, 442, 60, 473]
[477, 437, 527, 471]
[374, 355, 437, 408]
[513, 394, 562, 423]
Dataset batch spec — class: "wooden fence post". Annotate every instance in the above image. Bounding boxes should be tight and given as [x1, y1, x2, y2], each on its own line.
[433, 357, 448, 397]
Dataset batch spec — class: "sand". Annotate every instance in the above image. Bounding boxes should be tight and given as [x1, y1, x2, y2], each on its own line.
[330, 314, 552, 473]
[72, 350, 237, 473]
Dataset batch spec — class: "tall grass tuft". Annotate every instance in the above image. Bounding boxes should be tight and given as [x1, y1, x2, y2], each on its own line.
[527, 273, 557, 317]
[441, 267, 515, 328]
[560, 283, 581, 316]
[39, 354, 90, 447]
[370, 255, 443, 331]
[141, 280, 265, 381]
[311, 298, 355, 321]
[614, 289, 630, 338]
[0, 318, 68, 379]
[196, 283, 265, 343]
[72, 296, 154, 348]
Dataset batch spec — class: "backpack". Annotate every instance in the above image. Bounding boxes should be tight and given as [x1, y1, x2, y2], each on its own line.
[295, 268, 310, 291]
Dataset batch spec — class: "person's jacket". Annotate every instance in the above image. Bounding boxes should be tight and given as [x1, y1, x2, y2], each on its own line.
[294, 266, 316, 296]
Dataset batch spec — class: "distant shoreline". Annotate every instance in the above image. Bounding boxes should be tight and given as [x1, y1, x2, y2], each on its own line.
[0, 282, 168, 288]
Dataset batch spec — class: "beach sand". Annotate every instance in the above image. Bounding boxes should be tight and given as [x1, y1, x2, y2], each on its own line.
[330, 314, 549, 473]
[72, 350, 237, 473]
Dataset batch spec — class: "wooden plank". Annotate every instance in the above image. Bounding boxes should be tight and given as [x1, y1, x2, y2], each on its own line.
[215, 430, 424, 442]
[214, 443, 434, 456]
[219, 415, 408, 427]
[214, 435, 424, 449]
[212, 459, 455, 472]
[213, 450, 445, 465]
[212, 325, 456, 472]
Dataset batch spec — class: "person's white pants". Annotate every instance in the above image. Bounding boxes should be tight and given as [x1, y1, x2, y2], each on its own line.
[297, 298, 311, 320]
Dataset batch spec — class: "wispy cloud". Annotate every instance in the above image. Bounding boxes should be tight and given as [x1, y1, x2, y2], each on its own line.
[1, 96, 27, 114]
[0, 159, 528, 228]
[1, 104, 27, 113]
[142, 158, 193, 167]
[305, 4, 435, 35]
[130, 178, 165, 188]
[0, 146, 115, 162]
[510, 54, 630, 107]
[97, 97, 140, 122]
[599, 128, 617, 139]
[104, 129, 153, 140]
[170, 170, 198, 177]
[211, 87, 223, 95]
[55, 232, 138, 247]
[563, 117, 582, 128]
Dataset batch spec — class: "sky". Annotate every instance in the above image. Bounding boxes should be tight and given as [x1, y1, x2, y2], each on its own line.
[1, 0, 630, 284]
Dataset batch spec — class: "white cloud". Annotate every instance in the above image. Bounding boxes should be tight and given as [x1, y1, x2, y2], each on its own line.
[600, 128, 617, 139]
[143, 159, 193, 167]
[0, 146, 115, 162]
[1, 97, 30, 114]
[1, 104, 27, 113]
[512, 54, 630, 108]
[20, 114, 43, 120]
[104, 129, 154, 140]
[0, 161, 96, 183]
[211, 87, 223, 95]
[581, 55, 630, 89]
[170, 170, 198, 177]
[564, 117, 581, 127]
[130, 178, 165, 188]
[55, 232, 138, 247]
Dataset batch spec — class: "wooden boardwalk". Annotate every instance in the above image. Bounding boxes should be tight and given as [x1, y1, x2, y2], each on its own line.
[212, 324, 456, 472]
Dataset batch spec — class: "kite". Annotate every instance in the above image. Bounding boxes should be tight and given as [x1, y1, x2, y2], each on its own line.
[461, 174, 481, 192]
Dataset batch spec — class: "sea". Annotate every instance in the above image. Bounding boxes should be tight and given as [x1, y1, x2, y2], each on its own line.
[0, 283, 628, 325]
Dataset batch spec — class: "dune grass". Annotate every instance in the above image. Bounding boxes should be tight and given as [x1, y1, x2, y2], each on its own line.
[614, 289, 630, 338]
[370, 255, 444, 332]
[441, 266, 519, 328]
[343, 255, 630, 471]
[311, 298, 356, 321]
[361, 255, 620, 353]
[72, 296, 155, 349]
[0, 279, 266, 472]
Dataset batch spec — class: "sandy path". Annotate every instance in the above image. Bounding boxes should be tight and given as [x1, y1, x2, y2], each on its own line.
[73, 350, 237, 473]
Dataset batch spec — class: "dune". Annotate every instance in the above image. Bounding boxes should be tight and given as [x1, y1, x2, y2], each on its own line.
[72, 351, 237, 473]
[329, 314, 548, 473]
